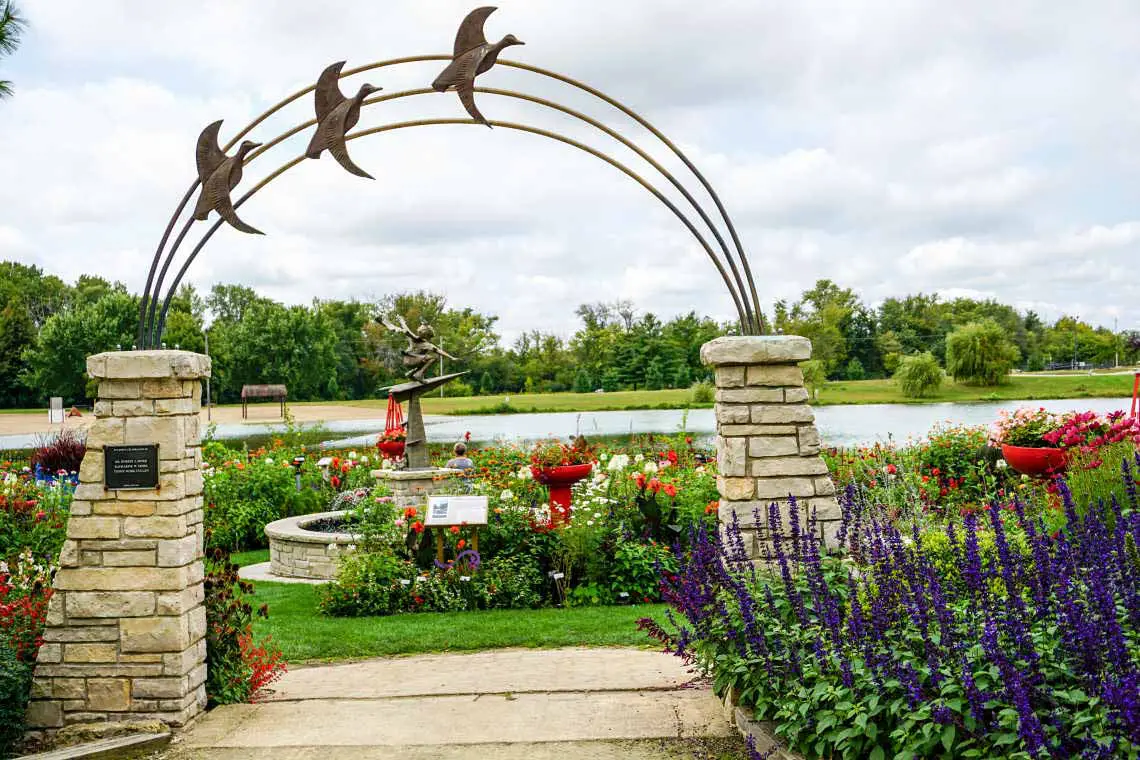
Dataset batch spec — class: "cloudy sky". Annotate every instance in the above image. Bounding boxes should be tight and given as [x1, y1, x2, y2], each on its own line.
[2, 1, 1139, 342]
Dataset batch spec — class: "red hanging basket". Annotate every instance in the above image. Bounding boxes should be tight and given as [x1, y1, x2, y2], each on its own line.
[377, 394, 406, 460]
[1001, 444, 1068, 477]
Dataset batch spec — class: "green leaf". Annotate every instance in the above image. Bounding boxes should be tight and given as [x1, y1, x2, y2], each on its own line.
[870, 745, 885, 760]
[942, 724, 956, 752]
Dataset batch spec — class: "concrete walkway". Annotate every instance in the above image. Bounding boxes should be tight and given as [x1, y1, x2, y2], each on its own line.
[163, 648, 740, 759]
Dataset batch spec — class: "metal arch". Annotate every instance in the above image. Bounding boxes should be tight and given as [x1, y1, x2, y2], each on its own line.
[144, 85, 753, 346]
[141, 55, 765, 344]
[153, 118, 749, 343]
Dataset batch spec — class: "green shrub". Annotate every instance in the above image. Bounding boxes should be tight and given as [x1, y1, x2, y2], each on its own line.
[0, 644, 31, 758]
[442, 380, 474, 397]
[945, 319, 1020, 386]
[319, 551, 417, 617]
[893, 352, 943, 398]
[801, 359, 827, 394]
[688, 380, 714, 404]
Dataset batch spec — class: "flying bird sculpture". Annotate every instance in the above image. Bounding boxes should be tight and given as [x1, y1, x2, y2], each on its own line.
[306, 61, 382, 179]
[431, 6, 524, 127]
[193, 120, 263, 235]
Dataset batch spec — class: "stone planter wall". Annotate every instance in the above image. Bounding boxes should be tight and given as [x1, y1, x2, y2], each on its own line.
[265, 511, 357, 580]
[372, 468, 460, 509]
[700, 335, 839, 556]
[26, 351, 210, 737]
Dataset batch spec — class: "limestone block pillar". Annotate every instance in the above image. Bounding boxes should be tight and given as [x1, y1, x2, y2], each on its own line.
[27, 351, 210, 734]
[700, 336, 839, 557]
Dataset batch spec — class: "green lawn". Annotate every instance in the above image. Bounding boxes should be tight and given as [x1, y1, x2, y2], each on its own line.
[249, 581, 666, 662]
[813, 373, 1137, 406]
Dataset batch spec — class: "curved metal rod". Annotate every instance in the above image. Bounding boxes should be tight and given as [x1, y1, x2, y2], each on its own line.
[143, 217, 196, 347]
[155, 118, 750, 342]
[142, 54, 763, 343]
[139, 55, 454, 347]
[151, 85, 748, 346]
[502, 61, 763, 333]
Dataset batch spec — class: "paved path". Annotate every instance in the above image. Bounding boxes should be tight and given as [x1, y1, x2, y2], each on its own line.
[164, 648, 739, 759]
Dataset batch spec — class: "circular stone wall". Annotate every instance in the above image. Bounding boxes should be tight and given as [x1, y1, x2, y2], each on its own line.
[265, 510, 359, 580]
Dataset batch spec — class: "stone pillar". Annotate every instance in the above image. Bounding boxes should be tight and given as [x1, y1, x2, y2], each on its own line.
[700, 336, 838, 557]
[27, 351, 210, 734]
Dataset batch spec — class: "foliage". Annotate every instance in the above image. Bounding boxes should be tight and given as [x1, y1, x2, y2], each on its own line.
[202, 442, 332, 551]
[646, 474, 1140, 758]
[530, 438, 593, 468]
[0, 642, 30, 758]
[22, 290, 137, 403]
[0, 0, 26, 99]
[689, 380, 714, 404]
[990, 407, 1065, 448]
[203, 551, 284, 706]
[945, 319, 1021, 386]
[894, 352, 943, 398]
[801, 359, 827, 394]
[29, 429, 86, 475]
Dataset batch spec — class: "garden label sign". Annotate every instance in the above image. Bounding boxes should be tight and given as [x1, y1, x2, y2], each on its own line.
[103, 444, 160, 489]
[425, 495, 488, 526]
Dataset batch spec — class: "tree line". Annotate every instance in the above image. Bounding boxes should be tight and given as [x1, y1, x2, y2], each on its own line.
[1, 262, 1136, 407]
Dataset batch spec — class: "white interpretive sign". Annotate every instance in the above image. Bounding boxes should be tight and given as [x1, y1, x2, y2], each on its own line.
[425, 495, 489, 526]
[48, 397, 64, 425]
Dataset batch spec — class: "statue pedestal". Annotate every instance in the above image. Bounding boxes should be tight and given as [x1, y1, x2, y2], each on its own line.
[372, 468, 462, 510]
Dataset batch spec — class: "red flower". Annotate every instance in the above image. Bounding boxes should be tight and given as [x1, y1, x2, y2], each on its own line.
[634, 473, 647, 489]
[667, 450, 678, 465]
[705, 501, 719, 515]
[330, 475, 341, 489]
[412, 521, 425, 534]
[648, 478, 662, 494]
[886, 464, 897, 475]
[457, 539, 466, 550]
[663, 483, 677, 498]
[404, 507, 418, 518]
[449, 525, 460, 535]
[931, 467, 941, 476]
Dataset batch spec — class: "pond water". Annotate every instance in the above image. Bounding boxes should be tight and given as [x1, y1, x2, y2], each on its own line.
[1, 397, 1132, 452]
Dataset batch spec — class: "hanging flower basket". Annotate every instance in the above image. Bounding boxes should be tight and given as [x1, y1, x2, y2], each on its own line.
[377, 440, 406, 460]
[377, 393, 406, 460]
[1000, 444, 1067, 478]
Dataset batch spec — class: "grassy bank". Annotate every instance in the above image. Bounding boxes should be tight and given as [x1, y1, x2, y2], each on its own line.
[283, 373, 1138, 415]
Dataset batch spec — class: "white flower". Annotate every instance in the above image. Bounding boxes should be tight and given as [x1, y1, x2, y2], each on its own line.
[587, 520, 595, 526]
[382, 458, 395, 471]
[460, 576, 471, 582]
[634, 454, 645, 463]
[399, 579, 411, 586]
[361, 456, 370, 465]
[643, 461, 658, 474]
[607, 454, 630, 472]
[500, 489, 514, 502]
[517, 467, 533, 480]
[347, 544, 357, 552]
[996, 460, 1009, 470]
[264, 457, 274, 465]
[593, 511, 602, 519]
[349, 451, 358, 459]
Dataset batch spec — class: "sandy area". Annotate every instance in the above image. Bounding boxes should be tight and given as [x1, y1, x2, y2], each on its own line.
[0, 403, 385, 437]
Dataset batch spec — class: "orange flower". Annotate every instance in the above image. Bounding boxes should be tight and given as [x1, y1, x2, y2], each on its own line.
[449, 525, 460, 534]
[663, 483, 677, 498]
[704, 501, 719, 515]
[457, 539, 467, 550]
[404, 507, 418, 518]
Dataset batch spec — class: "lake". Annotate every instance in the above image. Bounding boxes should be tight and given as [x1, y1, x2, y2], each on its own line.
[2, 397, 1133, 452]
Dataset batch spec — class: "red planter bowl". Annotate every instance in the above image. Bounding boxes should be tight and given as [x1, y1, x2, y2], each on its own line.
[377, 440, 406, 460]
[531, 463, 594, 526]
[1001, 444, 1067, 477]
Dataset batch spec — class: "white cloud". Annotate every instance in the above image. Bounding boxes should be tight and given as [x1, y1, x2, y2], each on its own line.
[2, 0, 1139, 343]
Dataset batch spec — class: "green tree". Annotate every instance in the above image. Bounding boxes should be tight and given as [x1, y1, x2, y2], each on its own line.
[672, 363, 691, 389]
[0, 299, 34, 406]
[23, 292, 138, 402]
[844, 357, 865, 381]
[209, 301, 340, 401]
[801, 360, 827, 397]
[644, 357, 665, 390]
[945, 319, 1020, 386]
[894, 352, 943, 398]
[600, 367, 622, 392]
[572, 369, 593, 393]
[0, 1, 26, 99]
[478, 371, 494, 395]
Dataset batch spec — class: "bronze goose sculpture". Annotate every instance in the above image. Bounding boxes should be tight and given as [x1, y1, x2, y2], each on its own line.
[431, 6, 524, 127]
[193, 120, 263, 235]
[306, 61, 381, 179]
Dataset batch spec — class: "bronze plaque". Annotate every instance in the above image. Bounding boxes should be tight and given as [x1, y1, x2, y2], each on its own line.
[104, 444, 159, 490]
